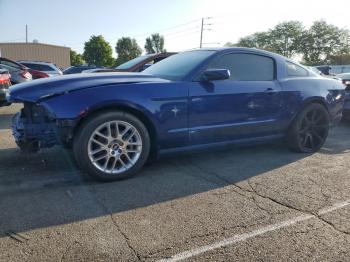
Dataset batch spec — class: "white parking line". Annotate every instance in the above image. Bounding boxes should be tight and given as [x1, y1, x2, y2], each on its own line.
[158, 200, 350, 262]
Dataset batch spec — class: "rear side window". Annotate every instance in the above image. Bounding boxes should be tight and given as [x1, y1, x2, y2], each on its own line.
[286, 62, 308, 77]
[208, 53, 275, 81]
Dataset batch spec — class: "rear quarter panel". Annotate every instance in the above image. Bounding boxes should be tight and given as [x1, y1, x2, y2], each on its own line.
[279, 76, 345, 126]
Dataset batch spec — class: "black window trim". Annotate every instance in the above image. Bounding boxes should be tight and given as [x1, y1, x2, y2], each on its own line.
[205, 51, 277, 82]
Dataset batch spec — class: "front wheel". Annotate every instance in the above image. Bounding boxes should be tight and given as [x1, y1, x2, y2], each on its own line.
[73, 111, 150, 181]
[287, 103, 330, 153]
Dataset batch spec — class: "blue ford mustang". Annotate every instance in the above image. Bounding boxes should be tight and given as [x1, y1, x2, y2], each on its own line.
[8, 48, 345, 181]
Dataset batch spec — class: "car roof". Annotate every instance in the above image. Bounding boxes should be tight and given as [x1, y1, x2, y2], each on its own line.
[0, 57, 26, 67]
[17, 60, 54, 65]
[186, 47, 286, 59]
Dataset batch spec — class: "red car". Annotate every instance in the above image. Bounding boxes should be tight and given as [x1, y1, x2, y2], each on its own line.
[0, 69, 11, 106]
[27, 68, 50, 79]
[84, 53, 176, 73]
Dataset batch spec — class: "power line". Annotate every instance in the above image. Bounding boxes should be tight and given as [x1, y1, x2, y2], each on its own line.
[131, 19, 201, 38]
[165, 30, 201, 40]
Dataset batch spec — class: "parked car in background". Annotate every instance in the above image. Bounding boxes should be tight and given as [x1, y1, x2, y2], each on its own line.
[8, 48, 345, 182]
[17, 60, 62, 76]
[0, 57, 32, 84]
[336, 73, 350, 119]
[0, 69, 11, 106]
[62, 65, 103, 75]
[315, 65, 333, 76]
[26, 69, 49, 80]
[83, 53, 176, 73]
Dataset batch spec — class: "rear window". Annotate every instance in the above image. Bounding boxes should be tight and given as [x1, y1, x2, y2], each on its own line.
[22, 63, 55, 72]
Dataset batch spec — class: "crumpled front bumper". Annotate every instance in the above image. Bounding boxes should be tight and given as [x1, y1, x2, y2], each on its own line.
[0, 88, 10, 106]
[12, 110, 59, 148]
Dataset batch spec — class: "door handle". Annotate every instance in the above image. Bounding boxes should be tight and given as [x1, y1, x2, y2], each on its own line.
[264, 88, 278, 94]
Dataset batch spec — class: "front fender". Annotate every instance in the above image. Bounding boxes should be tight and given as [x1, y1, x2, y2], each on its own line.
[40, 84, 160, 127]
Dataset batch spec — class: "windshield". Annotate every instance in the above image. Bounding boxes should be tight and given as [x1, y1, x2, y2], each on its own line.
[115, 55, 153, 70]
[143, 50, 215, 80]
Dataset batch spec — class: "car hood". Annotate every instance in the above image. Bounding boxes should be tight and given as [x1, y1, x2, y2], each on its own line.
[8, 72, 169, 103]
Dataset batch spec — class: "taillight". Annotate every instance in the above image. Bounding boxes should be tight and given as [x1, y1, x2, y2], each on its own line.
[36, 71, 49, 78]
[0, 74, 10, 84]
[20, 70, 31, 79]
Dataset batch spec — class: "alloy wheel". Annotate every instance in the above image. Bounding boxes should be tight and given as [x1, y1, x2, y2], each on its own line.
[88, 121, 142, 174]
[298, 108, 328, 151]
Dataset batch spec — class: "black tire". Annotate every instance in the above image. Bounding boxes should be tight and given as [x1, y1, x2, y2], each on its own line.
[73, 111, 150, 182]
[287, 103, 329, 153]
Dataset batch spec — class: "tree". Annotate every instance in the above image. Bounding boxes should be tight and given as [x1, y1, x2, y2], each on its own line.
[235, 21, 303, 58]
[70, 50, 85, 66]
[329, 54, 350, 65]
[300, 20, 350, 65]
[115, 37, 142, 66]
[144, 33, 165, 54]
[83, 35, 114, 66]
[269, 21, 304, 58]
[236, 32, 273, 51]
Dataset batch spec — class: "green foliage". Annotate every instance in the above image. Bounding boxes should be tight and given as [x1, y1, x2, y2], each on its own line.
[234, 20, 350, 65]
[144, 33, 165, 54]
[83, 35, 114, 67]
[300, 21, 350, 65]
[269, 21, 304, 58]
[236, 32, 273, 51]
[70, 50, 85, 66]
[329, 54, 350, 65]
[115, 37, 142, 66]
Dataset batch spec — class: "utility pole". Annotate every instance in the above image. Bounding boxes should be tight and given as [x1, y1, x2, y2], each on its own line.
[25, 24, 28, 43]
[199, 17, 212, 48]
[200, 18, 204, 48]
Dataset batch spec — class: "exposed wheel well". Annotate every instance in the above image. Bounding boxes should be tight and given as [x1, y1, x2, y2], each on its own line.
[72, 105, 159, 160]
[304, 99, 329, 112]
[288, 98, 329, 129]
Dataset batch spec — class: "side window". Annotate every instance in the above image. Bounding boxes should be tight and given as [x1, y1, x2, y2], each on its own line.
[208, 53, 275, 81]
[286, 62, 308, 77]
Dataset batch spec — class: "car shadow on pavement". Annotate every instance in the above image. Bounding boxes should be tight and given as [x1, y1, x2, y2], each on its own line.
[0, 114, 13, 130]
[0, 141, 312, 238]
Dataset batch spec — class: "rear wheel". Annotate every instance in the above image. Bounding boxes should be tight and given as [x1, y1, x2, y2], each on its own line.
[73, 111, 150, 181]
[287, 103, 329, 153]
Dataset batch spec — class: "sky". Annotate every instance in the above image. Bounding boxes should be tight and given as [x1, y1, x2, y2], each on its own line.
[1, 0, 350, 57]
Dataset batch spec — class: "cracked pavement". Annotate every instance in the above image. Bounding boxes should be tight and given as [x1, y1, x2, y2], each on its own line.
[1, 104, 350, 261]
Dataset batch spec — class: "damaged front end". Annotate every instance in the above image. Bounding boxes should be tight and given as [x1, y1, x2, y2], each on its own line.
[12, 102, 60, 152]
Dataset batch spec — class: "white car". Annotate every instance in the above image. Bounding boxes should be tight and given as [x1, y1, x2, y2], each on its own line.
[17, 60, 63, 77]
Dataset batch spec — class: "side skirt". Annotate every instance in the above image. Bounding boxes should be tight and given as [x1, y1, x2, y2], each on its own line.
[159, 133, 285, 156]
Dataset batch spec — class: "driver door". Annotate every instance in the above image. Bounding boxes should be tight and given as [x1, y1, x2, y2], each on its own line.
[189, 52, 283, 144]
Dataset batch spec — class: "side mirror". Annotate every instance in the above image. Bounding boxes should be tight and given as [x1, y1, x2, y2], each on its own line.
[201, 69, 230, 81]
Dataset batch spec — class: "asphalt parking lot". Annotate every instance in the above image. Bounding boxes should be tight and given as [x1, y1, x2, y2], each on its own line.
[1, 104, 350, 262]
